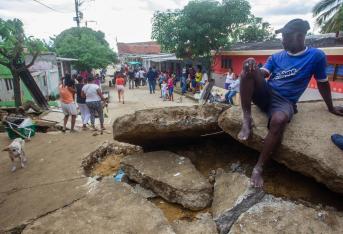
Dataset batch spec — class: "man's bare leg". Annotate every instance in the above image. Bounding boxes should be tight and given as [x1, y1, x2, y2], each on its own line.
[238, 58, 265, 140]
[251, 111, 288, 187]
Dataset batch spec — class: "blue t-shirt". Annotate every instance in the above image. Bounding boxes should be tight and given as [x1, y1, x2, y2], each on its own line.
[263, 47, 327, 104]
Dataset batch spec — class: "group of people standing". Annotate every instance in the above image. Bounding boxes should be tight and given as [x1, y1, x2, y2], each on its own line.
[59, 73, 106, 133]
[180, 65, 209, 95]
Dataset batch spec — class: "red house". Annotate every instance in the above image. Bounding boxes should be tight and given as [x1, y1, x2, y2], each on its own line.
[212, 36, 343, 93]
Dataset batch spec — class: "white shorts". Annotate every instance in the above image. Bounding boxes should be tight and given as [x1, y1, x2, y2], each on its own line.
[61, 102, 77, 116]
[117, 85, 125, 92]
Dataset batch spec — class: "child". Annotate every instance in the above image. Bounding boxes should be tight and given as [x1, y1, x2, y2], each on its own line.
[167, 75, 174, 101]
[161, 80, 168, 101]
[116, 73, 125, 104]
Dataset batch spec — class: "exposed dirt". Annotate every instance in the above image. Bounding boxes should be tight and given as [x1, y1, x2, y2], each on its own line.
[90, 154, 125, 177]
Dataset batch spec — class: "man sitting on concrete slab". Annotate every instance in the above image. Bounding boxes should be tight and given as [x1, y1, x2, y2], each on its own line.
[238, 19, 343, 188]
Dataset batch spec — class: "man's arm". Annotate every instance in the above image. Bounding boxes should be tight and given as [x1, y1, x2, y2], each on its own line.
[317, 81, 343, 116]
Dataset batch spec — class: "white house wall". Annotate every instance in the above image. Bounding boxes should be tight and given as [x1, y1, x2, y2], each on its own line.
[0, 79, 14, 102]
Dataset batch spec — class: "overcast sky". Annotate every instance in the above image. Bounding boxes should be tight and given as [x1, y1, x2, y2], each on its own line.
[0, 0, 320, 50]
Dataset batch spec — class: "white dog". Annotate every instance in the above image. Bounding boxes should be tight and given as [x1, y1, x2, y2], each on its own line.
[3, 138, 27, 172]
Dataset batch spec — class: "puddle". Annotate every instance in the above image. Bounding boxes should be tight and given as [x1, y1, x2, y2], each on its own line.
[150, 197, 210, 222]
[90, 134, 343, 221]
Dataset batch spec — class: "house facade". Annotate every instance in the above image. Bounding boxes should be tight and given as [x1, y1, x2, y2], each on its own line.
[212, 36, 343, 93]
[0, 53, 77, 107]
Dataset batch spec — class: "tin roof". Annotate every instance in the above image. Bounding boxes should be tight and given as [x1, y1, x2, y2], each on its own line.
[117, 41, 161, 55]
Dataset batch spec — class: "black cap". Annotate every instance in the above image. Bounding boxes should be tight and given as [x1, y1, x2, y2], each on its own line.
[275, 19, 310, 34]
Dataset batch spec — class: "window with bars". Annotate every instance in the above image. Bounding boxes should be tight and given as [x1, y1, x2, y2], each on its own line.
[221, 57, 232, 69]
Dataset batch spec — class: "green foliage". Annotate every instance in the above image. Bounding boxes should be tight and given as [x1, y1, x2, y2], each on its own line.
[0, 18, 46, 68]
[237, 16, 275, 42]
[152, 0, 252, 59]
[313, 0, 343, 33]
[54, 27, 117, 71]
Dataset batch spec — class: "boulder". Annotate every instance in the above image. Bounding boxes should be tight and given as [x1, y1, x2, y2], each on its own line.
[229, 196, 343, 234]
[218, 102, 343, 194]
[120, 151, 213, 210]
[212, 171, 264, 234]
[113, 104, 228, 145]
[23, 178, 175, 234]
[172, 213, 218, 234]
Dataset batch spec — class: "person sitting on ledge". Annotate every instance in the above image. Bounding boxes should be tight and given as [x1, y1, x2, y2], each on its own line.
[238, 19, 343, 188]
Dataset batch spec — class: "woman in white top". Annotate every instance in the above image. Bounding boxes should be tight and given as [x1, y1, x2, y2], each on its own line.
[224, 67, 236, 90]
[81, 75, 105, 130]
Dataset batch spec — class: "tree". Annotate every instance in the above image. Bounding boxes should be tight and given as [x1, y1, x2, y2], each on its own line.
[0, 18, 46, 107]
[53, 27, 117, 71]
[237, 16, 274, 42]
[313, 0, 343, 36]
[151, 0, 251, 70]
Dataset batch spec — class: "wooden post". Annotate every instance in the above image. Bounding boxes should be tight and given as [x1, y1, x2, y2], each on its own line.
[12, 71, 22, 107]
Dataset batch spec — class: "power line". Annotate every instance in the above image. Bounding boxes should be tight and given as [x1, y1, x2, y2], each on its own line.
[31, 0, 65, 13]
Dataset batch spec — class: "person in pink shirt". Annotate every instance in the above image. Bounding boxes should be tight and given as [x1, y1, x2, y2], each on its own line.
[167, 74, 174, 101]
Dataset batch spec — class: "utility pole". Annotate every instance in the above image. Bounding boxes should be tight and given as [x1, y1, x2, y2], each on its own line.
[74, 0, 80, 27]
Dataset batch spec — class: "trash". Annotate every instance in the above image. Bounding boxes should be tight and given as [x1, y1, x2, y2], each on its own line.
[114, 169, 126, 182]
[331, 134, 343, 150]
[4, 116, 36, 140]
[173, 172, 181, 177]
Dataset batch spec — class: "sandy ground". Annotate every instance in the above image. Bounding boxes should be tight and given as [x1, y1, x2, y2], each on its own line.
[0, 83, 196, 232]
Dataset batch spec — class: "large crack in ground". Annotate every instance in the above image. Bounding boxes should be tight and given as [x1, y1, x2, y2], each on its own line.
[4, 197, 85, 234]
[0, 177, 86, 196]
[86, 134, 343, 233]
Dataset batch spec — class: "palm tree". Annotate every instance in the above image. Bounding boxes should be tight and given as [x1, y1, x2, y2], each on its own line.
[313, 0, 343, 36]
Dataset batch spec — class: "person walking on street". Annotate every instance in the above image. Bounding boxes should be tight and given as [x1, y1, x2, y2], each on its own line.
[147, 67, 157, 94]
[75, 75, 90, 129]
[138, 68, 146, 86]
[116, 73, 126, 104]
[82, 75, 106, 131]
[59, 74, 77, 133]
[128, 68, 135, 89]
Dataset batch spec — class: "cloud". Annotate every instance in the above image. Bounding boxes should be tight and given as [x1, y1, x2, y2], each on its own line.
[0, 0, 322, 48]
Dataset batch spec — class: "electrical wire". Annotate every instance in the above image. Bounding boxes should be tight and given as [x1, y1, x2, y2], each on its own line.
[31, 0, 71, 13]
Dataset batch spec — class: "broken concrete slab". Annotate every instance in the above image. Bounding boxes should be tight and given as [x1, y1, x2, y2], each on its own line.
[212, 171, 265, 234]
[113, 104, 228, 145]
[229, 196, 343, 234]
[0, 178, 88, 232]
[172, 213, 218, 234]
[218, 102, 343, 194]
[121, 151, 213, 210]
[23, 178, 175, 234]
[81, 140, 143, 176]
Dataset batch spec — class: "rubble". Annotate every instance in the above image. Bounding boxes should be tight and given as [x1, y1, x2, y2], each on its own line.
[212, 171, 265, 234]
[120, 151, 213, 210]
[229, 196, 343, 234]
[23, 178, 175, 234]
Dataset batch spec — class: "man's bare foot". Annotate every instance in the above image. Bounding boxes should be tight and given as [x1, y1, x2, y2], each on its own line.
[238, 118, 252, 141]
[250, 166, 263, 188]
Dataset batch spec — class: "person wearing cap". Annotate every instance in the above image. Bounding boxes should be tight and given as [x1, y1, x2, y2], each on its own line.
[237, 19, 343, 188]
